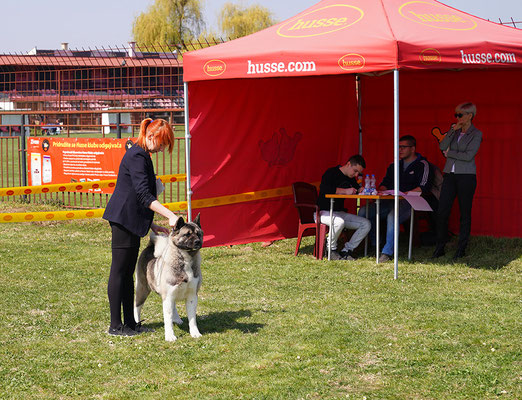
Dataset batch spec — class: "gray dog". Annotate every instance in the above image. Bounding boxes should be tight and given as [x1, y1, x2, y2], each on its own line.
[134, 214, 203, 341]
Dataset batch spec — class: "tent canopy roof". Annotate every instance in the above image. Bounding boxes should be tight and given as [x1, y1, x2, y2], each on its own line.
[184, 0, 522, 82]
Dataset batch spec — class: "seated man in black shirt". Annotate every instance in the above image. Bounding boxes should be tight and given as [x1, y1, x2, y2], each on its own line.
[317, 154, 371, 260]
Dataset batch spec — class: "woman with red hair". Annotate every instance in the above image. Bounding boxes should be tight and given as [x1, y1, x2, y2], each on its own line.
[103, 118, 178, 336]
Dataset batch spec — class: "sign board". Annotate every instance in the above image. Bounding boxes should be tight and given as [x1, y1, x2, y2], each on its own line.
[27, 137, 137, 192]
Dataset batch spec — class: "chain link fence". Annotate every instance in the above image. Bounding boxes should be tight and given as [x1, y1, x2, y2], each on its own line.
[0, 40, 225, 209]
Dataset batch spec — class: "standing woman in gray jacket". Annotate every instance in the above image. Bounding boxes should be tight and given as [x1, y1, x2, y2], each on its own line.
[432, 102, 482, 260]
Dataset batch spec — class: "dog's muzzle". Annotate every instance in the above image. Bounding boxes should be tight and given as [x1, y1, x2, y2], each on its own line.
[177, 240, 202, 251]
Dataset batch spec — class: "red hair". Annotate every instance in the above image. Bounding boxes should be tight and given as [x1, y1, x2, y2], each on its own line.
[137, 118, 175, 153]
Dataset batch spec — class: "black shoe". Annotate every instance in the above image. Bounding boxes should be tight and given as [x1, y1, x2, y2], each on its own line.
[108, 324, 139, 337]
[431, 245, 445, 259]
[339, 250, 356, 261]
[452, 248, 466, 260]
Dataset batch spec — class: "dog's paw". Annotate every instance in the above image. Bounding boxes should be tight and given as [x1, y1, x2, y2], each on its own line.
[173, 317, 183, 325]
[190, 329, 202, 338]
[165, 333, 178, 342]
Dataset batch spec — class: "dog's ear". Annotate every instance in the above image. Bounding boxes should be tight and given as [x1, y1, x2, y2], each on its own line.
[193, 213, 201, 227]
[173, 216, 185, 232]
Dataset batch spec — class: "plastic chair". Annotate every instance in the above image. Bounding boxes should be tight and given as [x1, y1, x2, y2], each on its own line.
[292, 182, 328, 260]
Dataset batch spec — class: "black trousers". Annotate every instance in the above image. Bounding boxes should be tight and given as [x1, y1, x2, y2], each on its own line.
[436, 173, 477, 250]
[107, 222, 141, 330]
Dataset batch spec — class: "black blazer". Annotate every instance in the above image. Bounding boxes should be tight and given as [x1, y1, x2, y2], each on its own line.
[103, 144, 157, 237]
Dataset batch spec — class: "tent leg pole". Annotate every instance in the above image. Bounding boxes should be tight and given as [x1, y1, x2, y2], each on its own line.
[183, 81, 193, 222]
[409, 209, 414, 260]
[393, 69, 399, 280]
[356, 74, 363, 237]
[356, 74, 362, 155]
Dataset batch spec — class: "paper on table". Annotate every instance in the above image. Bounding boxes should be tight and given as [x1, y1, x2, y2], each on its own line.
[382, 190, 420, 196]
[381, 190, 432, 211]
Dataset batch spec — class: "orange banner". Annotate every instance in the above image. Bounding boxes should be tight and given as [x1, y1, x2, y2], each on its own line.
[27, 137, 137, 193]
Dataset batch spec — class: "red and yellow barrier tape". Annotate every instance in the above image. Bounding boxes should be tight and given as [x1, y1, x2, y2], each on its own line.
[0, 180, 300, 223]
[1, 208, 106, 223]
[0, 203, 186, 223]
[191, 185, 294, 209]
[0, 174, 186, 197]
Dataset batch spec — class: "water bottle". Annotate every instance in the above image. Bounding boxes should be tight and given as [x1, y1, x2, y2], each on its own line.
[370, 174, 377, 195]
[364, 174, 371, 195]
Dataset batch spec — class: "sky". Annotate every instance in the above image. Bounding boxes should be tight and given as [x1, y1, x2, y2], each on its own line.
[1, 0, 521, 53]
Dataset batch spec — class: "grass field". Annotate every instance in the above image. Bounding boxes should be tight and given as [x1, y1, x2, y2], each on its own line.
[0, 202, 520, 399]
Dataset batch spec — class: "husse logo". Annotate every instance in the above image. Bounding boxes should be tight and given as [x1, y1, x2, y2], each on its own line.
[338, 54, 365, 71]
[203, 59, 226, 77]
[420, 48, 441, 64]
[399, 1, 477, 31]
[277, 4, 364, 38]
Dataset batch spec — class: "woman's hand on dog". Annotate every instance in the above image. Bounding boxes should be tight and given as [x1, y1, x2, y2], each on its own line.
[168, 215, 179, 228]
[151, 223, 171, 235]
[149, 201, 179, 230]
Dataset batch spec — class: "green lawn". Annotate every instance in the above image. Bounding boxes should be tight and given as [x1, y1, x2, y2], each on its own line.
[0, 202, 520, 399]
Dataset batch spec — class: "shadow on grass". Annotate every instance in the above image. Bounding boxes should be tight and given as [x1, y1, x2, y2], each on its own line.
[198, 309, 264, 334]
[414, 236, 522, 270]
[145, 309, 264, 335]
[296, 243, 315, 256]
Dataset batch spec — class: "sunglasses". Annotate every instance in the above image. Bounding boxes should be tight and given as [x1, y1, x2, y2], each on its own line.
[399, 145, 413, 149]
[454, 112, 467, 118]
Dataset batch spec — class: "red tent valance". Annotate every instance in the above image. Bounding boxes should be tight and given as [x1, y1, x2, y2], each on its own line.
[184, 0, 522, 82]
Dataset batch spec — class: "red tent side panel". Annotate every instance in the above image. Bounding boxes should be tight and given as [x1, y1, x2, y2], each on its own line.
[360, 69, 522, 238]
[189, 75, 359, 246]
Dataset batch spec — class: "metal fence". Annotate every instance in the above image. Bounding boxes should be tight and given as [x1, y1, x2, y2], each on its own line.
[0, 41, 226, 210]
[0, 132, 186, 209]
[497, 18, 522, 28]
[0, 136, 22, 188]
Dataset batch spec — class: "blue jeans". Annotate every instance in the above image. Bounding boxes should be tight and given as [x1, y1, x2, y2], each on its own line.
[358, 199, 411, 256]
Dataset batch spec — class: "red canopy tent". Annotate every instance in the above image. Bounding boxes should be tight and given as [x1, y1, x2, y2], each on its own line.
[182, 0, 522, 270]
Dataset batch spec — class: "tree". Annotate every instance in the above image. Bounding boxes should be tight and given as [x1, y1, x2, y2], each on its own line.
[219, 3, 276, 40]
[132, 0, 204, 49]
